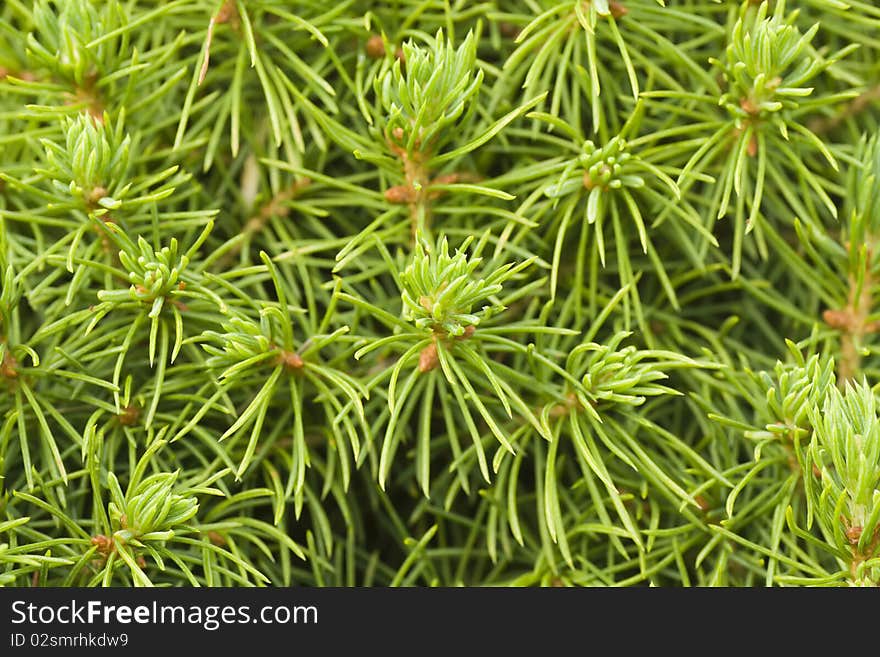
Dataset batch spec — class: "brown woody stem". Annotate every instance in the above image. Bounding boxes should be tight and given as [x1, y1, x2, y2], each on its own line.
[823, 244, 880, 383]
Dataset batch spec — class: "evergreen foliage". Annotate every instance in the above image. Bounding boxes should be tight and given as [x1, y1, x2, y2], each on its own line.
[1, 0, 880, 587]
